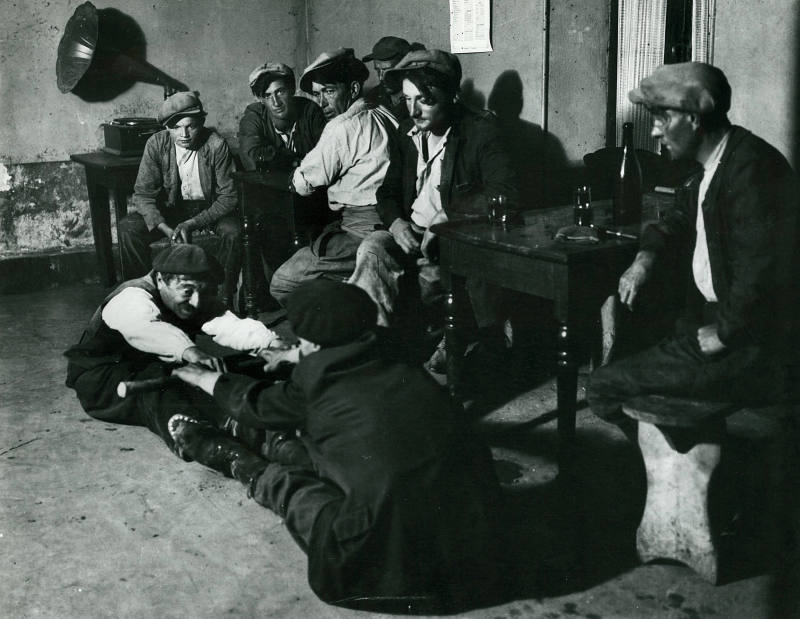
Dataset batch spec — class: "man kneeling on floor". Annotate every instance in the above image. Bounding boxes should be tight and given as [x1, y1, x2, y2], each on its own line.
[64, 244, 280, 458]
[171, 279, 505, 612]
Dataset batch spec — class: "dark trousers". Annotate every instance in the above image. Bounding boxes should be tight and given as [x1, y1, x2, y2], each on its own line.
[118, 211, 241, 301]
[588, 332, 789, 426]
[70, 359, 229, 455]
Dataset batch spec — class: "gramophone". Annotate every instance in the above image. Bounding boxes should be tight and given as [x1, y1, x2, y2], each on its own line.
[56, 2, 188, 156]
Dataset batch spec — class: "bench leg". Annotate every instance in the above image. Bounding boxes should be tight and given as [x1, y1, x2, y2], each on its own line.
[636, 421, 722, 583]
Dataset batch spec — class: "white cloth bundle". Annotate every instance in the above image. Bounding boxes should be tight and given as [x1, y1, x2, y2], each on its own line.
[201, 312, 284, 352]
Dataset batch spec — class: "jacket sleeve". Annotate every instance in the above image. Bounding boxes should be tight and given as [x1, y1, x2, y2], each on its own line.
[131, 135, 167, 230]
[375, 132, 409, 227]
[639, 175, 698, 255]
[713, 153, 790, 347]
[212, 372, 307, 430]
[238, 106, 278, 171]
[191, 138, 238, 229]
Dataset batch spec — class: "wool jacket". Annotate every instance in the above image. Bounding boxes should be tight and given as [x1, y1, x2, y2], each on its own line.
[375, 104, 518, 227]
[640, 125, 800, 350]
[213, 332, 503, 606]
[131, 129, 237, 231]
[238, 96, 326, 171]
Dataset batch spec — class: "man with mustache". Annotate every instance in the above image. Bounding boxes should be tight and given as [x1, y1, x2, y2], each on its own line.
[118, 92, 240, 306]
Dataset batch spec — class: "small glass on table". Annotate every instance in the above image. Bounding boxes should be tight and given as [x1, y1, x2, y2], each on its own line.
[574, 185, 593, 227]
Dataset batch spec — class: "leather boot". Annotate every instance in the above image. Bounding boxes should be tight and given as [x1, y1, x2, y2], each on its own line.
[168, 414, 268, 484]
[262, 430, 311, 467]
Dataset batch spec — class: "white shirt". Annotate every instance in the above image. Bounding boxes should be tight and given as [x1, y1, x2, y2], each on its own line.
[409, 126, 450, 229]
[276, 124, 296, 152]
[693, 131, 730, 303]
[175, 144, 205, 201]
[101, 286, 195, 363]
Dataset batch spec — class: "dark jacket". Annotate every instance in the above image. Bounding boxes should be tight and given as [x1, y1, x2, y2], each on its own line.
[131, 129, 237, 231]
[213, 333, 503, 608]
[640, 125, 799, 350]
[238, 96, 326, 171]
[375, 104, 518, 227]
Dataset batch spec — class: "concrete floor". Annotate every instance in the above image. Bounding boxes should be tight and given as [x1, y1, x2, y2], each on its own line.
[0, 283, 776, 618]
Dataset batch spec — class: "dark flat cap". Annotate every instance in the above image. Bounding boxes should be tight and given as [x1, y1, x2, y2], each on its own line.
[628, 62, 731, 115]
[362, 36, 411, 62]
[152, 244, 223, 282]
[286, 280, 376, 348]
[158, 91, 207, 127]
[298, 48, 369, 93]
[383, 49, 462, 92]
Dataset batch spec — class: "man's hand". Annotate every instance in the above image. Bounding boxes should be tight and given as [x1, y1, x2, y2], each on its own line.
[257, 346, 301, 373]
[697, 324, 726, 355]
[182, 346, 223, 371]
[389, 218, 421, 255]
[171, 220, 195, 244]
[172, 364, 221, 396]
[618, 250, 656, 310]
[158, 223, 175, 240]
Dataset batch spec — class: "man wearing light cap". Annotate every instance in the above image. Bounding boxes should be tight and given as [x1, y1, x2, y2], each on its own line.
[269, 48, 399, 304]
[349, 49, 517, 369]
[588, 62, 800, 431]
[64, 244, 241, 457]
[172, 279, 504, 611]
[363, 36, 425, 120]
[239, 62, 326, 171]
[118, 91, 240, 306]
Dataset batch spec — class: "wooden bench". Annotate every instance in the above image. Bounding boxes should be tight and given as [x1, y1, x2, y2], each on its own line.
[621, 395, 790, 583]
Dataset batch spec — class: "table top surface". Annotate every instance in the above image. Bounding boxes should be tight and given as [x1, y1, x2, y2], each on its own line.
[432, 203, 645, 265]
[70, 151, 142, 169]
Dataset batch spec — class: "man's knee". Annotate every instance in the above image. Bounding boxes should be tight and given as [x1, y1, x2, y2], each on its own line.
[269, 249, 311, 303]
[356, 230, 397, 260]
[117, 213, 148, 241]
[215, 216, 241, 241]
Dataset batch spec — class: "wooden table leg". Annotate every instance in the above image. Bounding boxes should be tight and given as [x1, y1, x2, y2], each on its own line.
[444, 273, 468, 411]
[556, 320, 578, 473]
[239, 183, 259, 318]
[84, 169, 116, 287]
[111, 187, 129, 281]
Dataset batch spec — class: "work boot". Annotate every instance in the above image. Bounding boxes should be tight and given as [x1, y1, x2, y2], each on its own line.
[262, 430, 311, 467]
[168, 414, 268, 483]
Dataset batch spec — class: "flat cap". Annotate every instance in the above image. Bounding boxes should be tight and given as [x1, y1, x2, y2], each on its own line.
[362, 36, 411, 62]
[286, 280, 376, 348]
[158, 91, 207, 127]
[383, 49, 462, 92]
[152, 244, 223, 283]
[248, 62, 294, 89]
[628, 62, 731, 115]
[298, 48, 369, 93]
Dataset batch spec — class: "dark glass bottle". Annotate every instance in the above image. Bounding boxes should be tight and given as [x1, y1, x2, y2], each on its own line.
[613, 122, 643, 226]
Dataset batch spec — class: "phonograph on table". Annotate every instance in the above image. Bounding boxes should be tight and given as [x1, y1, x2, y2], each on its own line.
[56, 1, 188, 156]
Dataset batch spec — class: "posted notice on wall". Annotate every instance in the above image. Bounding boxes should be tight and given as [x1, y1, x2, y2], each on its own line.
[449, 0, 492, 54]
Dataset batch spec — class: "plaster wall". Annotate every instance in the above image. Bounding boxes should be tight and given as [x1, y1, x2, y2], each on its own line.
[713, 0, 798, 165]
[0, 0, 302, 253]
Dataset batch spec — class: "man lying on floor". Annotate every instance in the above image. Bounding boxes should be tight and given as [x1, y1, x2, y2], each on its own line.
[170, 279, 505, 613]
[64, 244, 283, 458]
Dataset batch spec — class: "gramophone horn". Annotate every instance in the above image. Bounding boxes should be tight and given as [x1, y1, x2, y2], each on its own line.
[56, 2, 187, 99]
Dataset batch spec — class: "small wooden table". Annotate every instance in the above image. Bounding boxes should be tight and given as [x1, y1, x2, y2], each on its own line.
[234, 169, 329, 317]
[71, 151, 141, 287]
[433, 204, 640, 469]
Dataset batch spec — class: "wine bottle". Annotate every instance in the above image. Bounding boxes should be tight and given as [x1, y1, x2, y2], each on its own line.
[613, 122, 643, 226]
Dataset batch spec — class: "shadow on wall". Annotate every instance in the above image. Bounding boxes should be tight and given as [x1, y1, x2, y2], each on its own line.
[459, 71, 568, 210]
[64, 7, 186, 102]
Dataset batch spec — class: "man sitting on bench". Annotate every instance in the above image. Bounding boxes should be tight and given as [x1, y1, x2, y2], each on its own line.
[588, 62, 799, 435]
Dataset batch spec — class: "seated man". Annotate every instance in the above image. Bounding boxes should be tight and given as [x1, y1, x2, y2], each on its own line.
[588, 62, 799, 434]
[269, 48, 399, 304]
[238, 62, 326, 170]
[171, 280, 504, 612]
[64, 245, 253, 456]
[118, 91, 240, 305]
[362, 35, 424, 121]
[349, 50, 517, 354]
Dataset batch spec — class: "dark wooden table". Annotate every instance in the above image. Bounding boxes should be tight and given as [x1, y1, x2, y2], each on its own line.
[71, 151, 141, 286]
[433, 204, 640, 470]
[234, 169, 329, 317]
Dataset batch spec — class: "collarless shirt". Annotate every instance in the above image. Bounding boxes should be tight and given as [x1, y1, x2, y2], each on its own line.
[693, 130, 730, 303]
[174, 144, 206, 201]
[408, 126, 450, 228]
[275, 123, 297, 152]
